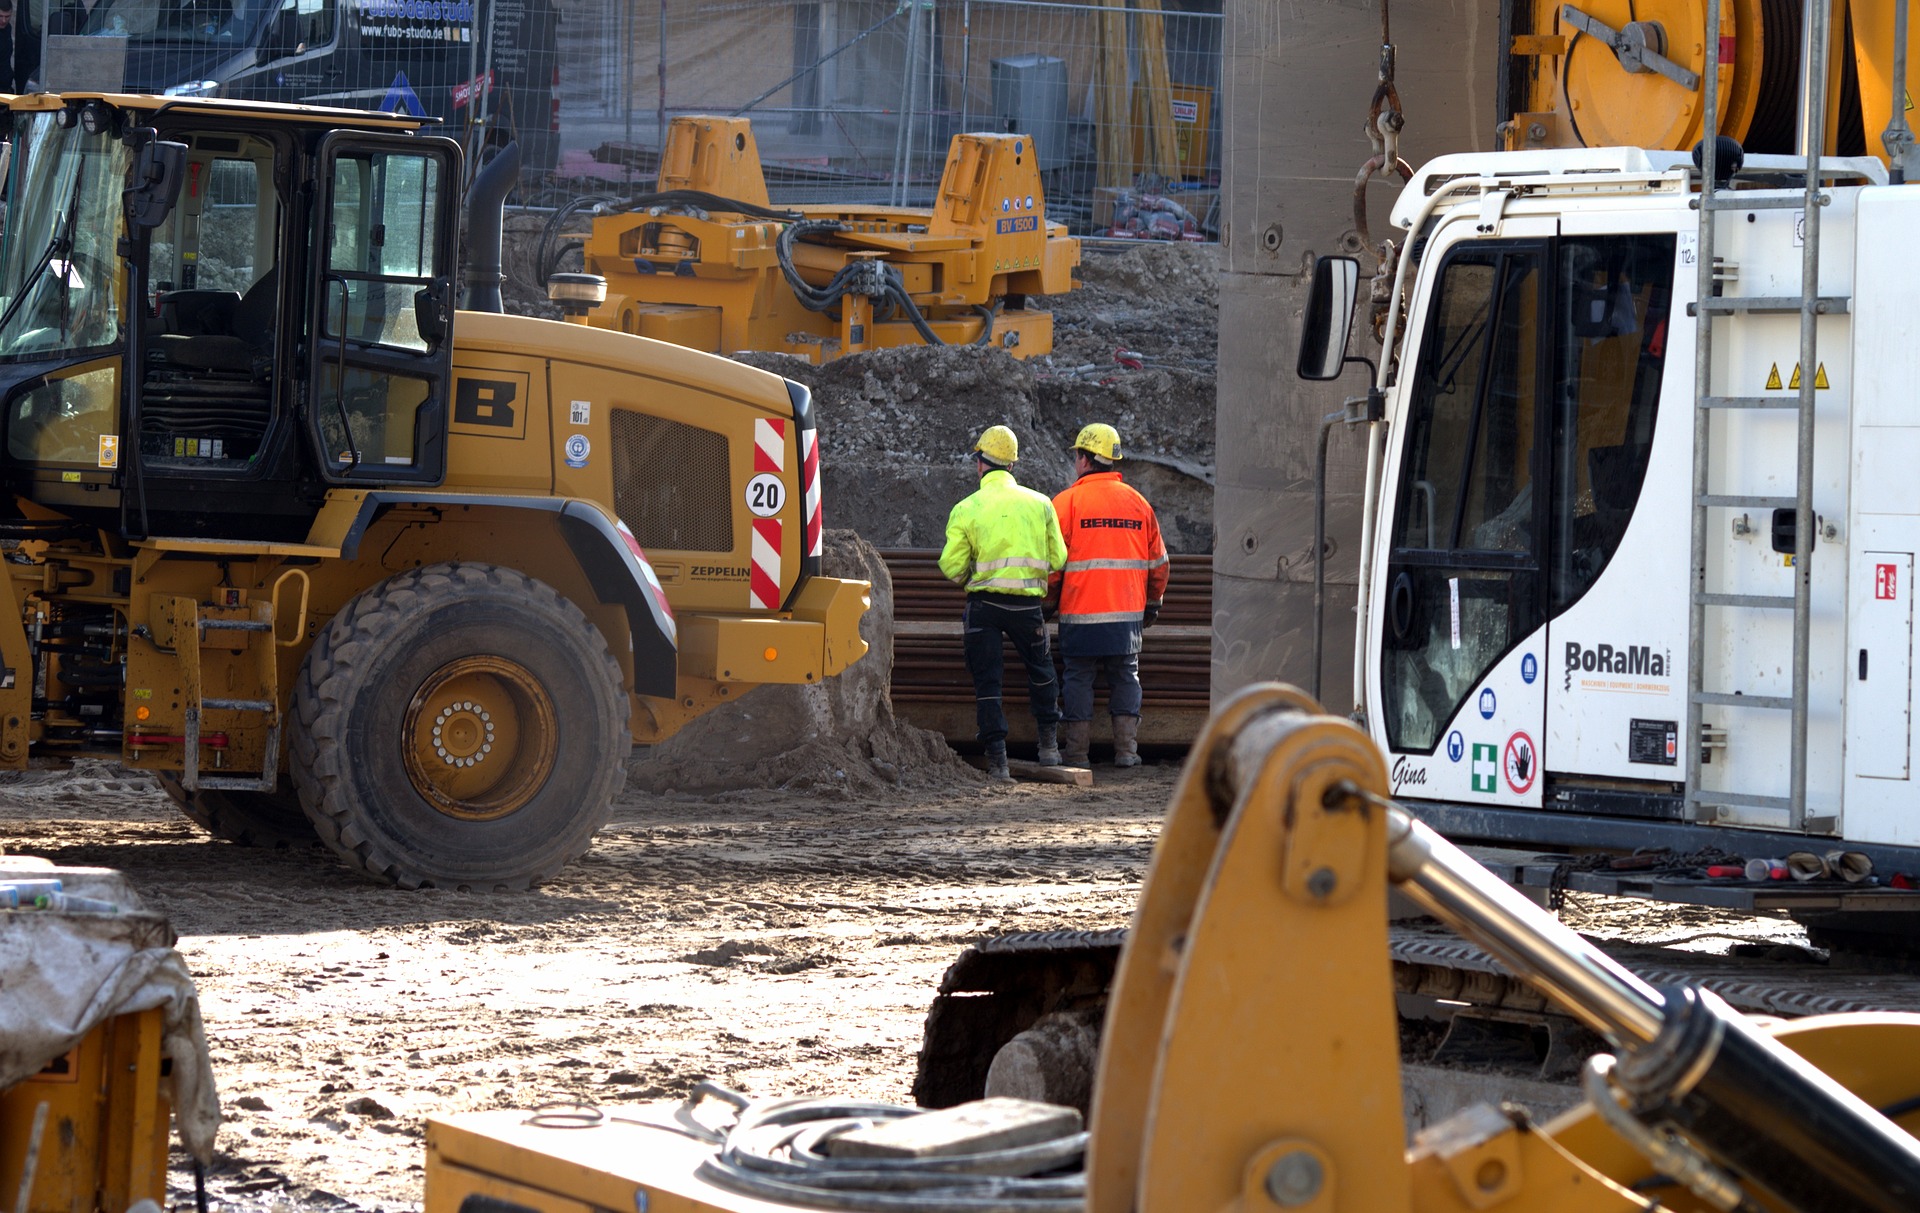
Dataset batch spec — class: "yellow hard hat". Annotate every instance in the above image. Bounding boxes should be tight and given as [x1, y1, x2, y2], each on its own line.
[973, 425, 1019, 466]
[1072, 422, 1123, 462]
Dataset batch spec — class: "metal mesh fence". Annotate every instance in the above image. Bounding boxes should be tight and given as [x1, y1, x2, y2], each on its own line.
[24, 0, 1218, 239]
[572, 0, 1222, 236]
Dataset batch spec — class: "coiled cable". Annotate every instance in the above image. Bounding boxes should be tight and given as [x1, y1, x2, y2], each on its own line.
[687, 1082, 1085, 1212]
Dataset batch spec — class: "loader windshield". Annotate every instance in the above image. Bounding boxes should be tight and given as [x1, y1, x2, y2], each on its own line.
[0, 113, 128, 361]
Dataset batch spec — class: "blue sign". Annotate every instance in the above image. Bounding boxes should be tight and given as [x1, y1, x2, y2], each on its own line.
[381, 72, 425, 118]
[564, 433, 591, 469]
[1478, 688, 1497, 719]
[1446, 731, 1464, 763]
[1521, 653, 1538, 684]
[995, 216, 1040, 235]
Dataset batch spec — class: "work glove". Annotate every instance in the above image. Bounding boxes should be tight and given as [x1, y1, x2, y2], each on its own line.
[1043, 597, 1060, 621]
[1142, 604, 1160, 629]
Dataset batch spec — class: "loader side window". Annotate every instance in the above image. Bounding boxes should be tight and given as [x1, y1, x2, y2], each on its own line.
[1548, 233, 1675, 608]
[307, 137, 456, 484]
[1382, 243, 1546, 753]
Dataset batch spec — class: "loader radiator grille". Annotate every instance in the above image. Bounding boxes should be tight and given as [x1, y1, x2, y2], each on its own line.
[610, 410, 734, 551]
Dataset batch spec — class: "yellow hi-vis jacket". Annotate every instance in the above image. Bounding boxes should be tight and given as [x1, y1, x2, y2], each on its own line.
[939, 469, 1068, 596]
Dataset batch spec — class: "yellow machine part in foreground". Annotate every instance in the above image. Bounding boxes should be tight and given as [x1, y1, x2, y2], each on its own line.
[0, 1009, 170, 1213]
[573, 117, 1080, 363]
[423, 686, 1920, 1213]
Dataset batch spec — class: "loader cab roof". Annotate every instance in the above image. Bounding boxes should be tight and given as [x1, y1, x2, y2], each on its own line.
[2, 91, 437, 134]
[1390, 147, 1890, 230]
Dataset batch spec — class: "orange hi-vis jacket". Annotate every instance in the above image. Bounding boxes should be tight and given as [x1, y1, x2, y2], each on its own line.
[1050, 471, 1169, 629]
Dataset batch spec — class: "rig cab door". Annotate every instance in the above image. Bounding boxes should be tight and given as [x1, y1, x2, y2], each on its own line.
[305, 132, 459, 485]
[1372, 228, 1680, 809]
[1374, 240, 1550, 806]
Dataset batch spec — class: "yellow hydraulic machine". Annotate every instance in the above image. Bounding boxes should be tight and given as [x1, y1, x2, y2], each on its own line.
[423, 686, 1920, 1213]
[1505, 0, 1920, 163]
[554, 116, 1080, 363]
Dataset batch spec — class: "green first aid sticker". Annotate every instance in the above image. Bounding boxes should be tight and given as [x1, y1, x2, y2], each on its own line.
[1471, 744, 1499, 793]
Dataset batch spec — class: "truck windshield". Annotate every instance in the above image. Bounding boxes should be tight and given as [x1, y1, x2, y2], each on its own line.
[49, 0, 266, 44]
[0, 113, 128, 361]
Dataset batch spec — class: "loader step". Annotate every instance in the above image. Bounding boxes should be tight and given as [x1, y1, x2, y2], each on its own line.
[201, 619, 272, 633]
[202, 697, 274, 713]
[193, 775, 282, 793]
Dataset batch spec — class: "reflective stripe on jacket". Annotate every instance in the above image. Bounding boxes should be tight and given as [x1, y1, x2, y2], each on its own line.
[1050, 471, 1169, 624]
[939, 469, 1068, 596]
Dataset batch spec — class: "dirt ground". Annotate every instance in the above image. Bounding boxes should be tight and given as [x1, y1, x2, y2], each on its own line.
[0, 760, 1177, 1213]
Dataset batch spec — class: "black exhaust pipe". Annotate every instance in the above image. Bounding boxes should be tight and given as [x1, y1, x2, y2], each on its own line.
[462, 141, 521, 314]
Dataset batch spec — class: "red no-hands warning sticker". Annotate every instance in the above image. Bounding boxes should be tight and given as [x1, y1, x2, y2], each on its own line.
[1504, 731, 1538, 795]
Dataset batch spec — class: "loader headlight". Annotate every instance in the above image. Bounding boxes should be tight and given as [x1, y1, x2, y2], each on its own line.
[78, 101, 118, 137]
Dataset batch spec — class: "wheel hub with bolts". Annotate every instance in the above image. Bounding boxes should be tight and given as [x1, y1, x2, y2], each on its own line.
[433, 700, 495, 768]
[402, 655, 557, 822]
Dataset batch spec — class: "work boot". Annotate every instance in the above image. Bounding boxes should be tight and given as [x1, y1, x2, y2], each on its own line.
[985, 740, 1014, 782]
[1111, 715, 1141, 768]
[1036, 723, 1062, 766]
[1062, 720, 1092, 767]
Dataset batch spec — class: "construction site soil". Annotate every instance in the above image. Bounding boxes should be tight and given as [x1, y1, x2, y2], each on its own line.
[0, 760, 1175, 1213]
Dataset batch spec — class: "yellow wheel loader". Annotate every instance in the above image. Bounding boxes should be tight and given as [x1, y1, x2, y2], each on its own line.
[0, 92, 868, 889]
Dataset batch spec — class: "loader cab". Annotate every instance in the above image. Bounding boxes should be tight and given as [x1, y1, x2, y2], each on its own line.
[1303, 215, 1684, 810]
[0, 95, 459, 539]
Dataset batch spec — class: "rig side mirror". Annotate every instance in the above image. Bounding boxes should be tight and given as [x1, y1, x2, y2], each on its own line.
[124, 134, 188, 230]
[1296, 254, 1360, 381]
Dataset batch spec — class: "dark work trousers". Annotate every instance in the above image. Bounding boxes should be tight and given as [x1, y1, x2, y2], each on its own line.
[962, 592, 1060, 744]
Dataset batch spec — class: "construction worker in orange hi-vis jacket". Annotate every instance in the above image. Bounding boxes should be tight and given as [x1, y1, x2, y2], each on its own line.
[1047, 423, 1168, 768]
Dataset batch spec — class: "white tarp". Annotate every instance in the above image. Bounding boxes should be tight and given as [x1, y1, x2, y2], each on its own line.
[0, 862, 220, 1164]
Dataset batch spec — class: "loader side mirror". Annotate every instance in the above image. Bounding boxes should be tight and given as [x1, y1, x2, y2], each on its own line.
[124, 133, 187, 230]
[1297, 255, 1361, 381]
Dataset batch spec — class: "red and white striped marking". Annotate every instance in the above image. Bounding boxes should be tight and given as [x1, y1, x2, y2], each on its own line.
[800, 427, 822, 558]
[751, 418, 787, 609]
[615, 519, 677, 641]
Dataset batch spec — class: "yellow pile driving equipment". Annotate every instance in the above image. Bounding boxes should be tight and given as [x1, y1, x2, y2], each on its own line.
[0, 92, 869, 890]
[424, 685, 1920, 1213]
[551, 116, 1080, 362]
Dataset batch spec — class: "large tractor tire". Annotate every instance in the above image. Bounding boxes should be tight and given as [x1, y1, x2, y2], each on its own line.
[289, 562, 630, 890]
[159, 776, 315, 848]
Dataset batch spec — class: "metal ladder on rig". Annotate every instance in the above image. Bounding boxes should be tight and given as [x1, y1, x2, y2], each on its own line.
[1683, 0, 1846, 830]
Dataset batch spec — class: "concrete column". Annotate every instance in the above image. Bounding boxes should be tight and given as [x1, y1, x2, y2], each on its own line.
[1213, 0, 1500, 711]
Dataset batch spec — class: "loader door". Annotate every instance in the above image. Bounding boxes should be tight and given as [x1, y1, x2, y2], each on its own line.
[305, 132, 459, 484]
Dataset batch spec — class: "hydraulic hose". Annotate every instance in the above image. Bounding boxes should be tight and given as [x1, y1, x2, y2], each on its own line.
[773, 221, 953, 348]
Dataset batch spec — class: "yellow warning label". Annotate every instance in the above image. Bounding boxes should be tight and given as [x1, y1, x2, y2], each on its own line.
[1907, 88, 1915, 112]
[1766, 362, 1783, 390]
[1785, 362, 1832, 390]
